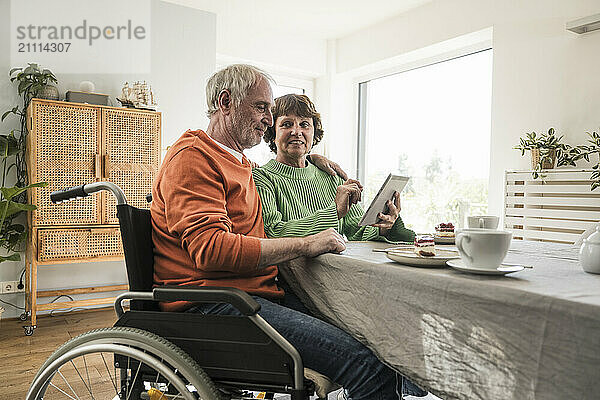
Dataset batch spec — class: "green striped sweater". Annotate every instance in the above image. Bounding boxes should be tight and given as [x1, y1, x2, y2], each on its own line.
[252, 159, 415, 242]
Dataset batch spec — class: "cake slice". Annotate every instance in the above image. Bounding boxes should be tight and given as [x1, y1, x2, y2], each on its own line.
[435, 222, 455, 238]
[414, 235, 436, 257]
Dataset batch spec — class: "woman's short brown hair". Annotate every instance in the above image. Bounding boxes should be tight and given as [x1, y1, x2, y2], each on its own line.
[264, 94, 324, 154]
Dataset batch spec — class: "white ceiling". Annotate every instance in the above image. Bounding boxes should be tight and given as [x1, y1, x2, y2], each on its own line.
[163, 0, 433, 40]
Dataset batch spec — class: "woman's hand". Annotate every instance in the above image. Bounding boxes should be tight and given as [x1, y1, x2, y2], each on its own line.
[248, 160, 260, 169]
[309, 154, 349, 180]
[245, 157, 260, 169]
[372, 191, 401, 236]
[335, 179, 363, 219]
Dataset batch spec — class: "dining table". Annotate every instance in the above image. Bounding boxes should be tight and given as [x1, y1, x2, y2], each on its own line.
[280, 240, 600, 400]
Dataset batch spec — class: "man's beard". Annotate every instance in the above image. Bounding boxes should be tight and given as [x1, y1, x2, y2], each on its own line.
[231, 113, 262, 150]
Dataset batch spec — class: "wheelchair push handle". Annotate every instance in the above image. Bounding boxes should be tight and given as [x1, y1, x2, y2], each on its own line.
[50, 185, 88, 203]
[50, 182, 127, 205]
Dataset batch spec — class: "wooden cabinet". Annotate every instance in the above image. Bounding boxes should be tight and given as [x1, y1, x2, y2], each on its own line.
[23, 99, 160, 333]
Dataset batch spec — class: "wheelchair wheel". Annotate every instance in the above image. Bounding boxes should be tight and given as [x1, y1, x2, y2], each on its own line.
[27, 327, 224, 400]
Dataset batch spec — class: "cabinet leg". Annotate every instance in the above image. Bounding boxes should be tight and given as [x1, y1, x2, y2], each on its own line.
[31, 258, 38, 328]
[25, 253, 31, 315]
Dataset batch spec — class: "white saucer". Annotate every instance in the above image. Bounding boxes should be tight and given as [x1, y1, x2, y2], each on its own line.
[446, 259, 525, 275]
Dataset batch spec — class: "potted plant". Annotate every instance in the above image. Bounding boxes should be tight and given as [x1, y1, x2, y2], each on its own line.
[514, 128, 569, 179]
[8, 63, 59, 101]
[0, 64, 51, 262]
[557, 130, 600, 191]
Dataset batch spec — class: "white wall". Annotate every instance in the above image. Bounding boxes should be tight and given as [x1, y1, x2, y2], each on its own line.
[161, 0, 328, 78]
[0, 0, 216, 319]
[323, 0, 600, 217]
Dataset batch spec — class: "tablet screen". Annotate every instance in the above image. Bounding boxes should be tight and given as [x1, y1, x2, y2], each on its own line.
[358, 174, 409, 226]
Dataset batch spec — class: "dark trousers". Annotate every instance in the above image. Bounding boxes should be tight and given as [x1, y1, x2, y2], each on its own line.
[188, 287, 427, 399]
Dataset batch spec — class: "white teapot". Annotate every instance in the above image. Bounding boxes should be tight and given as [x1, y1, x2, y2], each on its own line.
[579, 225, 600, 274]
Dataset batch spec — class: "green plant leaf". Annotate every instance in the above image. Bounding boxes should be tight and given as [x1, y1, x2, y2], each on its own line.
[9, 67, 22, 76]
[0, 135, 20, 157]
[0, 201, 36, 218]
[7, 224, 25, 233]
[18, 81, 34, 96]
[5, 230, 26, 247]
[1, 106, 19, 122]
[0, 182, 48, 201]
[0, 253, 21, 263]
[30, 83, 42, 95]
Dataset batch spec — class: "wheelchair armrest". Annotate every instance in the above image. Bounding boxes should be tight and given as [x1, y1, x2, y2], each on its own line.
[153, 286, 261, 316]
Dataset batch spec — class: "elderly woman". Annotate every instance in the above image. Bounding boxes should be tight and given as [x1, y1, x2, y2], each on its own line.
[252, 94, 414, 243]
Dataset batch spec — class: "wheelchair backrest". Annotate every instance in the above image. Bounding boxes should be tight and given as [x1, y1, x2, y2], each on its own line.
[116, 204, 157, 311]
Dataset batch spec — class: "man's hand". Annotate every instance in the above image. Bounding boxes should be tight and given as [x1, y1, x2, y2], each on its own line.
[303, 228, 346, 257]
[335, 179, 363, 219]
[309, 154, 349, 181]
[372, 191, 401, 236]
[259, 228, 346, 267]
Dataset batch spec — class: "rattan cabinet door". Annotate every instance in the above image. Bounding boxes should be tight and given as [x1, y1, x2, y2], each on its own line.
[102, 109, 160, 224]
[29, 101, 101, 226]
[37, 227, 123, 262]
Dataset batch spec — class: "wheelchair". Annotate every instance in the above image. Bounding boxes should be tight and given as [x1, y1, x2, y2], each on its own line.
[26, 182, 338, 400]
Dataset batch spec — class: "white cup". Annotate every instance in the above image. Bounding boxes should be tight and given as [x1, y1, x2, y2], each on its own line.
[467, 215, 499, 230]
[455, 228, 512, 269]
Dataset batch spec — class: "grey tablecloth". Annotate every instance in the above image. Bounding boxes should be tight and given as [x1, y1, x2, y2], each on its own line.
[280, 240, 600, 400]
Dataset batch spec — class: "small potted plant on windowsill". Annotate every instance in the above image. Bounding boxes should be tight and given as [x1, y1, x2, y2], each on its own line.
[514, 127, 569, 179]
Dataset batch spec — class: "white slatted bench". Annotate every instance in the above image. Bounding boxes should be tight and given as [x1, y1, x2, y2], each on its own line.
[504, 169, 600, 244]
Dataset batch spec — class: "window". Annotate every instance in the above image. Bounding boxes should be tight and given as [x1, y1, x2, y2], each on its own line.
[358, 49, 493, 232]
[245, 84, 306, 166]
[272, 84, 305, 98]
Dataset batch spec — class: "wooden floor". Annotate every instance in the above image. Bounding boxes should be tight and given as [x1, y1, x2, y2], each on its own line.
[0, 307, 117, 400]
[0, 308, 437, 400]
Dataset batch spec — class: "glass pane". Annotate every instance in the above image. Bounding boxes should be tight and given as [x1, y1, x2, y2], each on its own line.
[361, 50, 492, 233]
[273, 84, 305, 98]
[246, 84, 305, 166]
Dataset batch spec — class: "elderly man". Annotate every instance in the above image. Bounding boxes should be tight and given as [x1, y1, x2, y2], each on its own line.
[151, 64, 427, 400]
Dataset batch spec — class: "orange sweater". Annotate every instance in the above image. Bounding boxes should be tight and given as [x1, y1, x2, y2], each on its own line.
[151, 130, 283, 311]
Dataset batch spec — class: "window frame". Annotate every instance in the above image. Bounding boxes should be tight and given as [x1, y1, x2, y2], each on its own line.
[355, 45, 492, 190]
[215, 56, 315, 99]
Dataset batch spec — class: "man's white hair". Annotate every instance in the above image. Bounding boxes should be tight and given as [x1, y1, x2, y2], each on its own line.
[206, 64, 274, 118]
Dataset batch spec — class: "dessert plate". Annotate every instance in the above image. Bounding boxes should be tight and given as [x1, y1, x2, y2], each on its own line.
[446, 259, 525, 275]
[386, 249, 460, 267]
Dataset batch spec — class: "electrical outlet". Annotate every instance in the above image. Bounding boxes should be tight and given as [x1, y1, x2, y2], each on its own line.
[16, 282, 24, 293]
[1, 281, 18, 294]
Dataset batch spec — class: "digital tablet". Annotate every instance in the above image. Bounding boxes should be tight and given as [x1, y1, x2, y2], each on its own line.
[358, 174, 409, 226]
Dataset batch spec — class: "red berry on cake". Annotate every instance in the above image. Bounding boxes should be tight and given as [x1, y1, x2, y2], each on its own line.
[435, 222, 455, 238]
